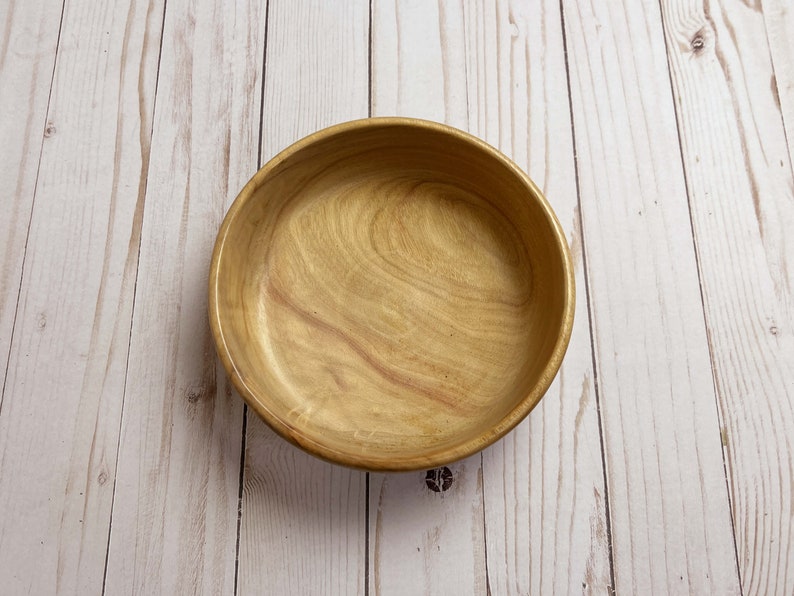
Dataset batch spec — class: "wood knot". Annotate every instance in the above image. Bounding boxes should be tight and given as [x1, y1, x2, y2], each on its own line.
[186, 387, 203, 403]
[44, 123, 56, 137]
[185, 381, 214, 404]
[97, 470, 108, 485]
[425, 467, 453, 492]
[690, 33, 706, 53]
[37, 313, 46, 329]
[769, 325, 778, 335]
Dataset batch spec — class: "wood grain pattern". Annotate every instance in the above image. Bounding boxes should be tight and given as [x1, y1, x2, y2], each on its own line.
[0, 0, 64, 395]
[241, 419, 367, 595]
[102, 0, 265, 593]
[659, 0, 794, 592]
[370, 1, 610, 593]
[0, 0, 165, 593]
[237, 1, 369, 593]
[561, 0, 741, 592]
[369, 459, 487, 595]
[762, 0, 794, 167]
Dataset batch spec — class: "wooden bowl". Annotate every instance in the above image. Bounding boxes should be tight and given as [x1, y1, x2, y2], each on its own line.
[209, 118, 574, 471]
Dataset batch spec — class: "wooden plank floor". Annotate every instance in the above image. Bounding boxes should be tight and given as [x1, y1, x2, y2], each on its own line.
[1, 0, 792, 594]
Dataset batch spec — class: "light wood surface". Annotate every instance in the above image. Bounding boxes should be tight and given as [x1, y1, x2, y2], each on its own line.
[0, 0, 164, 593]
[2, 0, 793, 594]
[103, 0, 264, 593]
[0, 0, 63, 382]
[563, 0, 744, 592]
[660, 0, 794, 592]
[762, 0, 794, 167]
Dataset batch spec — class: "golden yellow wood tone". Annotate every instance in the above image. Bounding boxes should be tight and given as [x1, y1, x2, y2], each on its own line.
[209, 118, 574, 471]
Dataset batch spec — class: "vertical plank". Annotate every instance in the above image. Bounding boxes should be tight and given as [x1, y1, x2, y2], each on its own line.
[560, 0, 742, 592]
[103, 0, 265, 593]
[762, 0, 794, 166]
[466, 2, 613, 594]
[369, 2, 486, 594]
[0, 0, 64, 390]
[659, 0, 794, 593]
[0, 0, 165, 593]
[237, 1, 369, 594]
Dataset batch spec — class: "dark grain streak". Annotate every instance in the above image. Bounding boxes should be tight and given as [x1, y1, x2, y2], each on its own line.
[770, 75, 780, 110]
[0, 0, 16, 71]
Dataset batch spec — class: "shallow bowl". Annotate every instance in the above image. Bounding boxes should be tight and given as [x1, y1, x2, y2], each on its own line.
[209, 118, 574, 471]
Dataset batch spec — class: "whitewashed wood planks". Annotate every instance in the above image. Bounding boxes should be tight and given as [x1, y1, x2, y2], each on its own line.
[103, 0, 265, 594]
[237, 1, 370, 594]
[0, 0, 64, 393]
[370, 1, 611, 593]
[660, 0, 794, 593]
[3, 1, 794, 593]
[258, 0, 370, 158]
[0, 0, 165, 593]
[762, 0, 794, 167]
[561, 0, 741, 592]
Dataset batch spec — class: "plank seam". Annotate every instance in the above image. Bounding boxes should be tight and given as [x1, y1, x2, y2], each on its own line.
[0, 0, 67, 416]
[480, 451, 491, 596]
[100, 0, 170, 593]
[557, 0, 617, 592]
[233, 1, 271, 593]
[232, 405, 248, 596]
[364, 0, 372, 596]
[365, 3, 373, 595]
[256, 0, 271, 171]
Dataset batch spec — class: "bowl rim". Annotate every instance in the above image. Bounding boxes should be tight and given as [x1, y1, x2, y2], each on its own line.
[208, 116, 575, 471]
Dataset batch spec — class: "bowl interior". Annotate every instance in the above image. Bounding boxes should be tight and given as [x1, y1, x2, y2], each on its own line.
[210, 120, 572, 469]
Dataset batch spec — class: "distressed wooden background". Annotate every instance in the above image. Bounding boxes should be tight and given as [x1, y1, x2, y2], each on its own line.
[1, 0, 793, 594]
